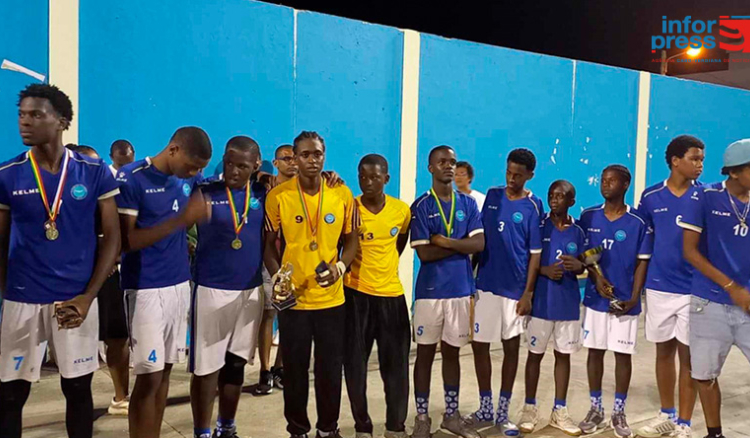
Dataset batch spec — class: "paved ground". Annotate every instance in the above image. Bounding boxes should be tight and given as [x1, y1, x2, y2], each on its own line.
[22, 321, 750, 438]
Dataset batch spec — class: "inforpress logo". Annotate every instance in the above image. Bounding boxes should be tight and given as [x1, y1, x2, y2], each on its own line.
[652, 15, 750, 53]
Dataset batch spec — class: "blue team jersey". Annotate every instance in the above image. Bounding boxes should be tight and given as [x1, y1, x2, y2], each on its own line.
[532, 215, 586, 321]
[579, 205, 653, 315]
[115, 157, 202, 290]
[638, 180, 700, 295]
[193, 177, 266, 290]
[410, 190, 483, 300]
[678, 181, 750, 305]
[0, 149, 119, 304]
[476, 187, 544, 300]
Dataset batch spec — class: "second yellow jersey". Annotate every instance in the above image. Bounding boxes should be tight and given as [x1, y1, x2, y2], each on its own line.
[265, 177, 358, 310]
[344, 195, 411, 297]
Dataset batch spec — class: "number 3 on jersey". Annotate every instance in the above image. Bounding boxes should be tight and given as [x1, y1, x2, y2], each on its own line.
[172, 199, 179, 213]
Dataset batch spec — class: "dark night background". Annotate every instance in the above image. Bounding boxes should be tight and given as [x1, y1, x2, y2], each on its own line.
[272, 0, 748, 75]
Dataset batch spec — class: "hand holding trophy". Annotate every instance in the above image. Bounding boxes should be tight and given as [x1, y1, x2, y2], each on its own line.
[580, 245, 622, 312]
[271, 262, 298, 311]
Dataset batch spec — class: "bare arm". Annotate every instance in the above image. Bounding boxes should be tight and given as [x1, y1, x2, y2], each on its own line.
[340, 231, 358, 268]
[0, 209, 9, 296]
[516, 252, 542, 315]
[397, 231, 410, 255]
[82, 197, 120, 300]
[630, 259, 649, 302]
[431, 233, 485, 255]
[263, 229, 282, 277]
[414, 244, 457, 263]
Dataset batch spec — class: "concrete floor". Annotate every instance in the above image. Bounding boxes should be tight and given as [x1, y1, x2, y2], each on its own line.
[21, 322, 750, 438]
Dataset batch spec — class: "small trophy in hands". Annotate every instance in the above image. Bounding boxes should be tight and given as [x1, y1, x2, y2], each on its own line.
[272, 262, 297, 311]
[580, 246, 622, 312]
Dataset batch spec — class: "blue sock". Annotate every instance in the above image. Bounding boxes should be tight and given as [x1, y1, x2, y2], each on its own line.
[217, 417, 235, 430]
[478, 390, 494, 421]
[554, 399, 566, 410]
[676, 418, 691, 427]
[590, 390, 603, 411]
[614, 393, 627, 414]
[496, 391, 512, 424]
[661, 407, 677, 422]
[416, 391, 429, 415]
[194, 428, 211, 438]
[444, 385, 459, 416]
[525, 397, 536, 405]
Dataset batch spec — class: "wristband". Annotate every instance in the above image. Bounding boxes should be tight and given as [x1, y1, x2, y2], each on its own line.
[336, 261, 346, 277]
[724, 280, 735, 291]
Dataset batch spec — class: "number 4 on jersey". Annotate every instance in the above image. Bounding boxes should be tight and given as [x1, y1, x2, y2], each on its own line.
[172, 199, 179, 213]
[148, 349, 157, 363]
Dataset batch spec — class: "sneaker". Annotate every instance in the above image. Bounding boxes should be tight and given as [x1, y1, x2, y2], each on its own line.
[253, 370, 273, 395]
[549, 407, 582, 436]
[213, 425, 240, 438]
[354, 433, 372, 438]
[578, 408, 606, 434]
[673, 424, 692, 438]
[460, 411, 494, 430]
[518, 403, 539, 433]
[411, 414, 432, 438]
[315, 430, 343, 438]
[440, 411, 481, 438]
[108, 396, 129, 416]
[482, 421, 521, 437]
[636, 412, 676, 438]
[272, 366, 284, 390]
[384, 431, 408, 438]
[611, 412, 633, 438]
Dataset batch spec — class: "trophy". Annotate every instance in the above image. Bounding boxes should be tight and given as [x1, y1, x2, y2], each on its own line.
[271, 262, 297, 311]
[580, 246, 622, 312]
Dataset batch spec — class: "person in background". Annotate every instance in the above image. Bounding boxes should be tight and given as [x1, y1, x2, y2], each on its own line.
[109, 140, 135, 176]
[455, 161, 485, 211]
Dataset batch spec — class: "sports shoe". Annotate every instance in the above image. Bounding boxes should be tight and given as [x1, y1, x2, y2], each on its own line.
[108, 396, 129, 416]
[441, 411, 481, 438]
[354, 433, 372, 438]
[315, 430, 343, 438]
[549, 407, 582, 436]
[253, 370, 273, 395]
[674, 424, 692, 438]
[212, 425, 240, 438]
[272, 366, 284, 390]
[384, 431, 408, 438]
[578, 408, 606, 434]
[460, 410, 494, 430]
[411, 414, 432, 438]
[482, 421, 521, 437]
[518, 403, 539, 433]
[611, 412, 633, 438]
[636, 412, 676, 437]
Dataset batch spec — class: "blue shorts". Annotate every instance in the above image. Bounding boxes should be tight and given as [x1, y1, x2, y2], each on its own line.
[689, 295, 750, 380]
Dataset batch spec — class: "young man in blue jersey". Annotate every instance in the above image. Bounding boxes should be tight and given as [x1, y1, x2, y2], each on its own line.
[467, 148, 543, 437]
[578, 165, 651, 438]
[0, 84, 120, 438]
[679, 139, 750, 438]
[410, 145, 484, 438]
[518, 180, 585, 436]
[116, 126, 212, 438]
[636, 135, 704, 438]
[189, 136, 265, 438]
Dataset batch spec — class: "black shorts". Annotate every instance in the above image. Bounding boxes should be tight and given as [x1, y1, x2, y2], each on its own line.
[98, 269, 129, 340]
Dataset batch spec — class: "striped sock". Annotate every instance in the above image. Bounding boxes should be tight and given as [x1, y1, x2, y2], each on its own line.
[415, 392, 429, 415]
[444, 385, 460, 416]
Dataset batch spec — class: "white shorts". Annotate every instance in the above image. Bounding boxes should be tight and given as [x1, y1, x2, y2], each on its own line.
[526, 317, 581, 354]
[645, 289, 690, 345]
[0, 299, 99, 382]
[413, 296, 472, 347]
[261, 267, 274, 311]
[581, 307, 638, 355]
[189, 285, 264, 376]
[473, 290, 525, 343]
[125, 281, 190, 375]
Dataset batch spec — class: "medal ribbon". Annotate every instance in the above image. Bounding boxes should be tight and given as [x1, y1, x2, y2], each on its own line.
[225, 183, 251, 236]
[296, 178, 324, 241]
[430, 188, 455, 237]
[727, 188, 750, 226]
[29, 149, 70, 223]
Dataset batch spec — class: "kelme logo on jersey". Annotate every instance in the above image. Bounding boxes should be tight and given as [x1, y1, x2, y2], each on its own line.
[250, 197, 260, 210]
[512, 212, 524, 223]
[456, 210, 466, 222]
[182, 183, 191, 197]
[566, 242, 578, 254]
[70, 184, 88, 200]
[390, 226, 399, 236]
[615, 230, 627, 241]
[324, 213, 336, 224]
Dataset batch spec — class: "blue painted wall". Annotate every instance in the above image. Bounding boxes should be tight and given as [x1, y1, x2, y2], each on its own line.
[0, 0, 48, 152]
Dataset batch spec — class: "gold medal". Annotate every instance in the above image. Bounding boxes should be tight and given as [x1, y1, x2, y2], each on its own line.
[309, 241, 318, 251]
[29, 150, 70, 241]
[231, 238, 242, 250]
[225, 184, 251, 252]
[44, 220, 59, 241]
[297, 178, 324, 253]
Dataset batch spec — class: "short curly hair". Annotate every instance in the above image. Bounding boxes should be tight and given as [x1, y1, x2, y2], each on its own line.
[18, 84, 74, 125]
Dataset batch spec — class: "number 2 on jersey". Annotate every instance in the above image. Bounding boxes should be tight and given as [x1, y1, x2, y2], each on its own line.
[555, 249, 563, 260]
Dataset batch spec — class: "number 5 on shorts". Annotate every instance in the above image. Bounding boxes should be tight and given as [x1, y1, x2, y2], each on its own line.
[148, 350, 157, 363]
[13, 356, 23, 371]
[416, 326, 424, 336]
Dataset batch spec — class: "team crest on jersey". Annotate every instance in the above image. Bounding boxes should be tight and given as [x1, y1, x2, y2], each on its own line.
[615, 230, 627, 241]
[390, 226, 399, 236]
[512, 212, 524, 223]
[182, 183, 191, 197]
[456, 210, 466, 222]
[566, 242, 578, 254]
[70, 184, 88, 200]
[324, 213, 336, 224]
[250, 197, 260, 210]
